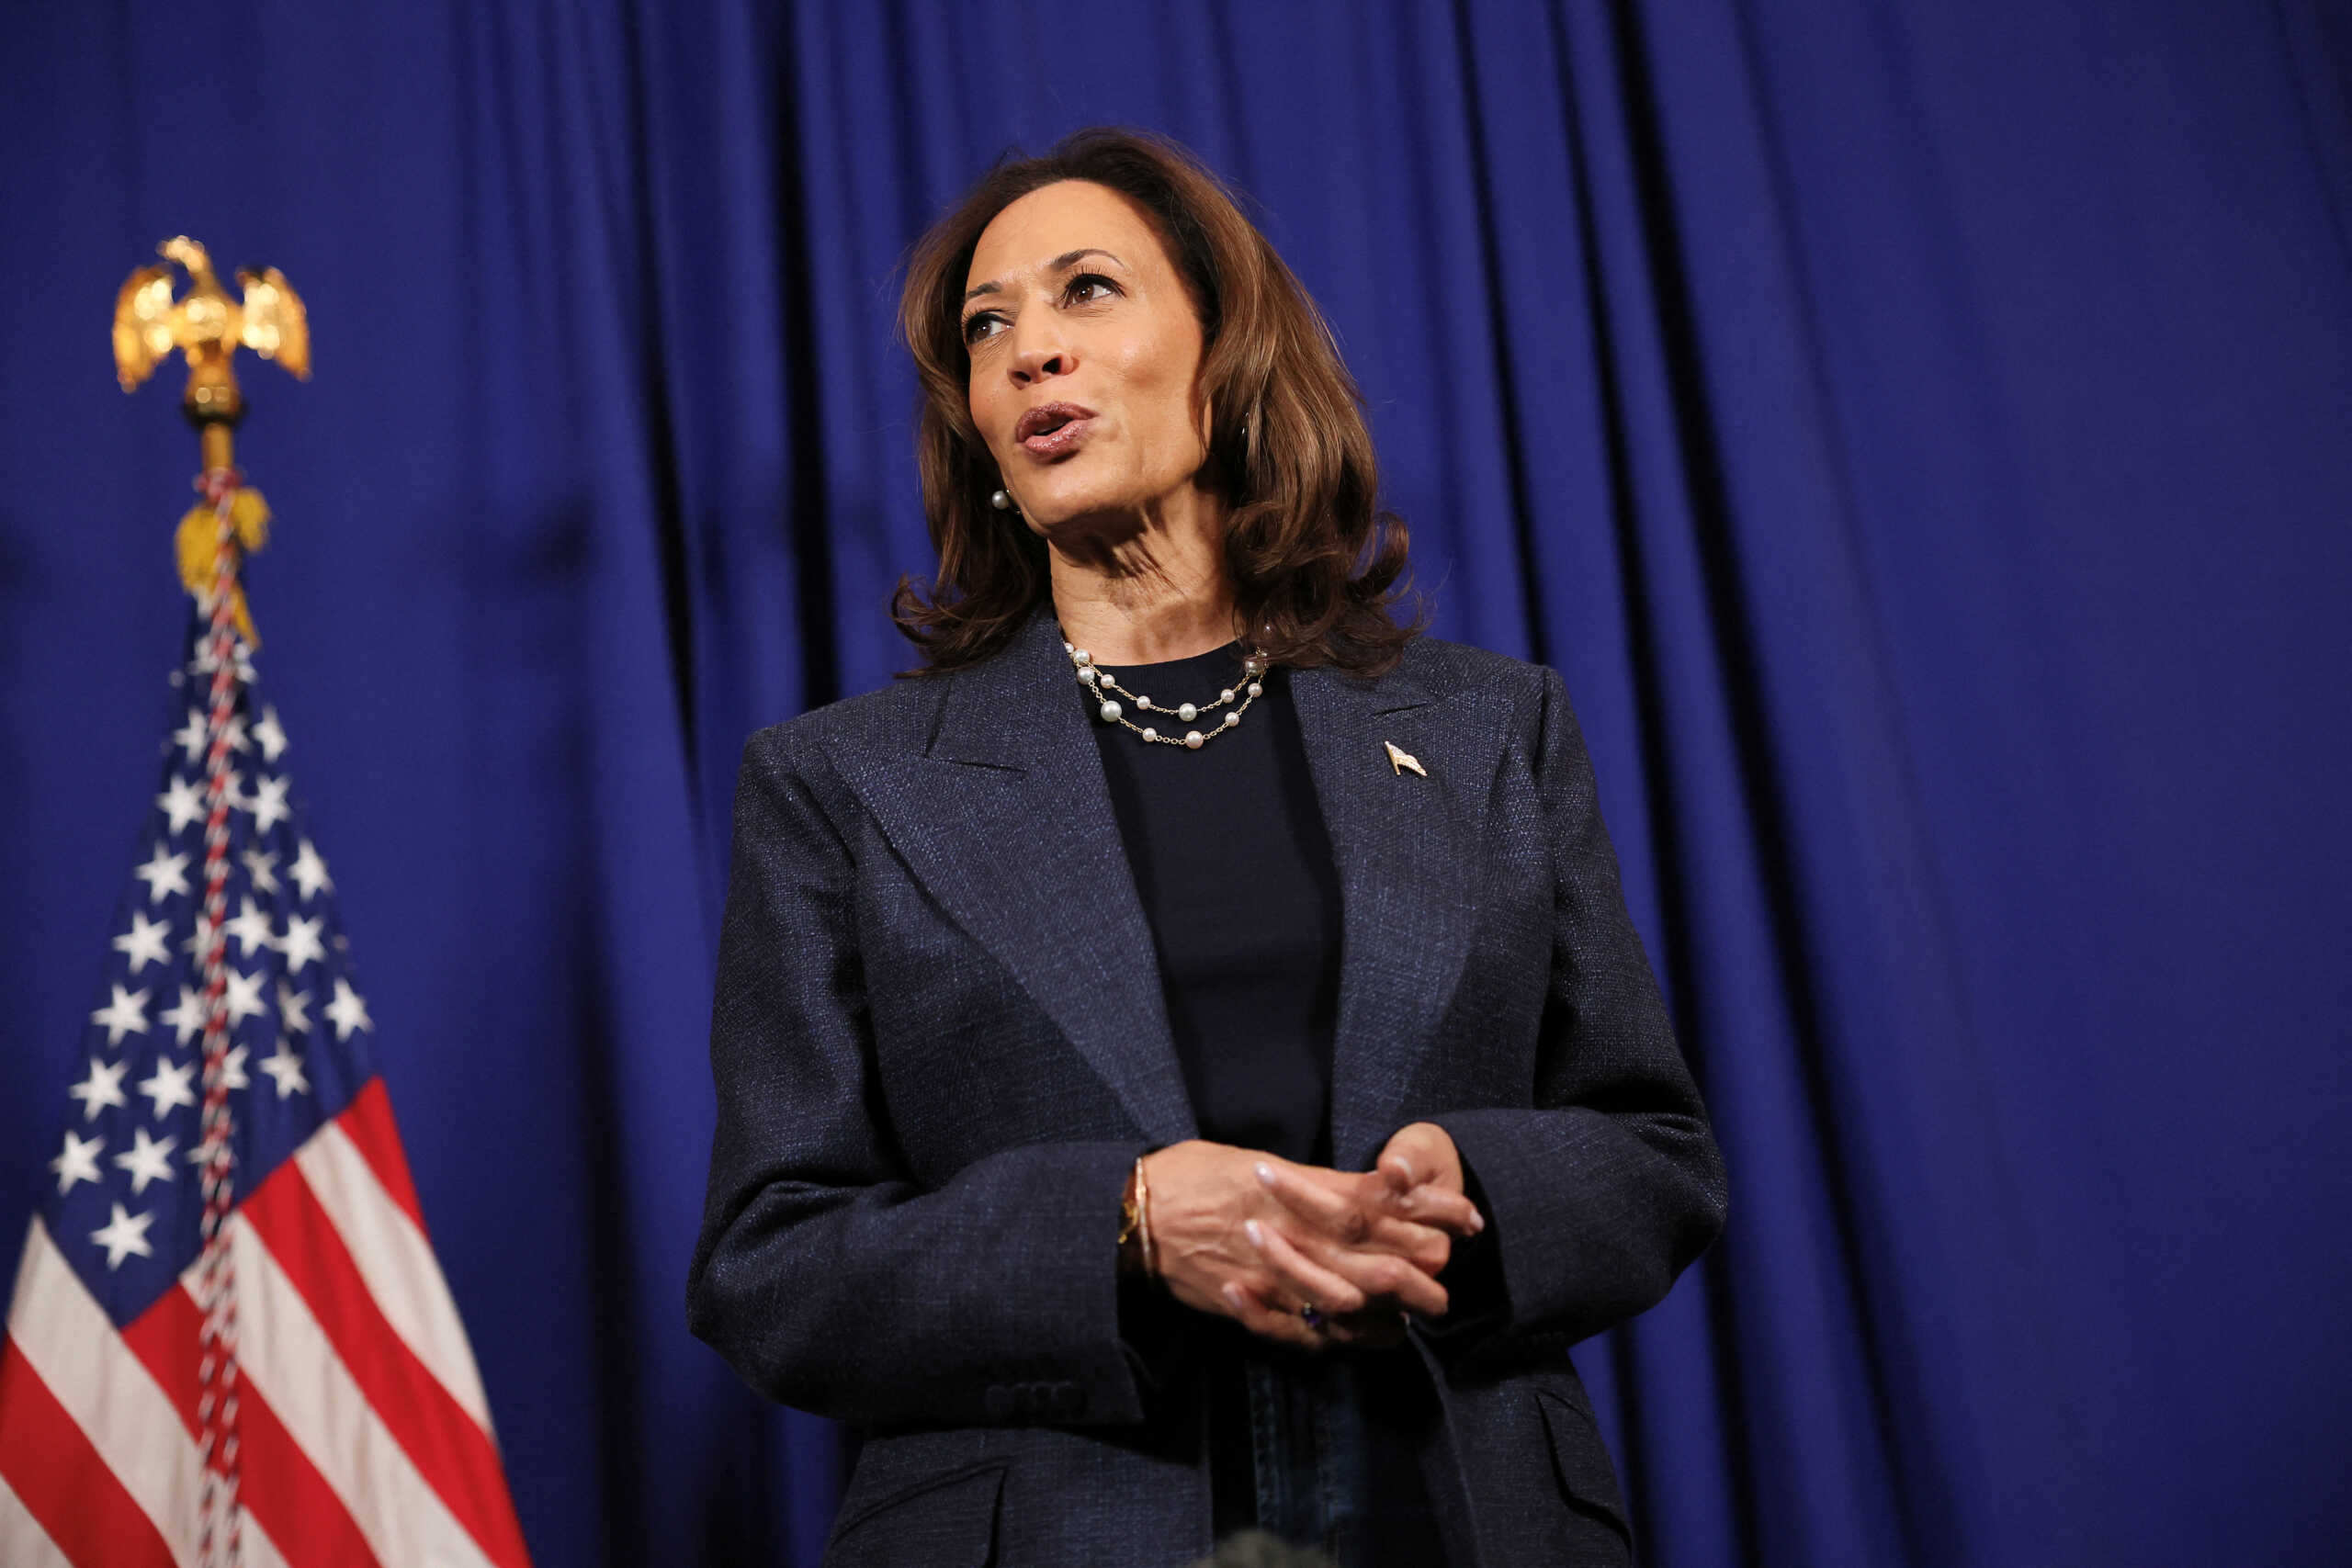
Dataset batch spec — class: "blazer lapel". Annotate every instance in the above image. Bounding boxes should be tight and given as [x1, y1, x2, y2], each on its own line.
[844, 612, 1196, 1147]
[1293, 662, 1496, 1172]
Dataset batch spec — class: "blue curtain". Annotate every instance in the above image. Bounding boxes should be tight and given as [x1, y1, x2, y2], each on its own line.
[3, 2, 2346, 1563]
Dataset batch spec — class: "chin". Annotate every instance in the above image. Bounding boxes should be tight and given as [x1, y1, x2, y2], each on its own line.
[1023, 487, 1149, 544]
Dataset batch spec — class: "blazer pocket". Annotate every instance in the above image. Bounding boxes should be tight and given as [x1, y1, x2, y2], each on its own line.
[1532, 1387, 1634, 1553]
[823, 1459, 1007, 1568]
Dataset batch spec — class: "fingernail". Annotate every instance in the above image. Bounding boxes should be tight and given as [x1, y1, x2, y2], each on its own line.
[1469, 1211, 1486, 1234]
[1254, 1162, 1276, 1187]
[1244, 1219, 1264, 1247]
[1222, 1282, 1247, 1311]
[1396, 1190, 1417, 1211]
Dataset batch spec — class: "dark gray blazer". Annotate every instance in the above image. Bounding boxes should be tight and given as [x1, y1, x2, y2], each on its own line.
[686, 609, 1726, 1567]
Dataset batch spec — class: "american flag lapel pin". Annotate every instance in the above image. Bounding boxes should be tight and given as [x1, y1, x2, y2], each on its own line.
[1384, 740, 1427, 777]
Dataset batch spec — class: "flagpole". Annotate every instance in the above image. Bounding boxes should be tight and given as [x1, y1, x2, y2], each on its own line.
[114, 236, 308, 1568]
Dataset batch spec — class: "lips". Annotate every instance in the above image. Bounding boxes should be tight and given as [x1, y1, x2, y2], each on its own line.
[1014, 401, 1096, 458]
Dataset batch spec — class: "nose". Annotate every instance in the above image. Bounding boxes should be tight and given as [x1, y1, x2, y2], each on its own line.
[1007, 319, 1075, 388]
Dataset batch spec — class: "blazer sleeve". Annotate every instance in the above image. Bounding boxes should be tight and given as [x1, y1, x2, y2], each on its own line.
[1423, 666, 1728, 1353]
[684, 728, 1155, 1428]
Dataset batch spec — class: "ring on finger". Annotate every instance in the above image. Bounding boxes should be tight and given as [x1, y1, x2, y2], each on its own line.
[1299, 1303, 1326, 1332]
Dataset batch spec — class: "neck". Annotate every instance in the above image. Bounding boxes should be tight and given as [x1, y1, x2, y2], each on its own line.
[1044, 486, 1238, 665]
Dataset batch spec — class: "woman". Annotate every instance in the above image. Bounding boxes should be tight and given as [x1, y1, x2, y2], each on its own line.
[687, 128, 1725, 1568]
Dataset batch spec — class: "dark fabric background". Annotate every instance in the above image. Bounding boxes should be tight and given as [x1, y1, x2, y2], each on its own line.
[2, 2, 2346, 1564]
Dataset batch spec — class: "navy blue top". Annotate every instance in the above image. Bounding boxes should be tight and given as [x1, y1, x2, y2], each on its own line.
[1088, 643, 1446, 1562]
[1089, 645, 1341, 1168]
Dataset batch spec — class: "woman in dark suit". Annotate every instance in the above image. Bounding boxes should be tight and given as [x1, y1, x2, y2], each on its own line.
[686, 128, 1725, 1568]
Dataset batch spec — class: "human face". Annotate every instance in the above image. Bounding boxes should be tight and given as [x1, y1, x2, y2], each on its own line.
[961, 180, 1213, 539]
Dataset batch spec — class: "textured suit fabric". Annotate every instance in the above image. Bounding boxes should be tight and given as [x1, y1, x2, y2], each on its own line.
[686, 609, 1727, 1566]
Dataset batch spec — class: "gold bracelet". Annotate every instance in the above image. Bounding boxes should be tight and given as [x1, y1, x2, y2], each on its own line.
[1134, 1154, 1157, 1279]
[1117, 1161, 1143, 1253]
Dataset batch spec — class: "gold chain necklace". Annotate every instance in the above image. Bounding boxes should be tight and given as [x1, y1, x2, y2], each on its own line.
[1065, 638, 1267, 750]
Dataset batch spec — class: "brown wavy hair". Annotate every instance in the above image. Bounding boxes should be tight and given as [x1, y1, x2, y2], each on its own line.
[890, 127, 1419, 677]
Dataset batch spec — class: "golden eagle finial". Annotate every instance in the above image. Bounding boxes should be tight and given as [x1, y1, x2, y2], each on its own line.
[116, 237, 307, 643]
[112, 235, 310, 398]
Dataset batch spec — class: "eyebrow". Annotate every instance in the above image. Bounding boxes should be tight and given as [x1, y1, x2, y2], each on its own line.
[962, 248, 1126, 304]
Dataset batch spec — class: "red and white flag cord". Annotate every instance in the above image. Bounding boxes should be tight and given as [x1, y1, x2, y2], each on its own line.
[191, 467, 245, 1568]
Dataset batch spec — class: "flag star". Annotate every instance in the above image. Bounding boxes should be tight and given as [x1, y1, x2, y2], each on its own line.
[324, 978, 372, 1040]
[187, 1127, 229, 1171]
[162, 986, 208, 1046]
[90, 985, 151, 1045]
[183, 910, 222, 962]
[222, 968, 268, 1025]
[114, 1127, 178, 1194]
[242, 848, 280, 895]
[180, 1052, 251, 1123]
[89, 1203, 154, 1270]
[252, 705, 288, 762]
[67, 1057, 130, 1121]
[277, 979, 312, 1035]
[225, 897, 276, 959]
[175, 705, 249, 756]
[114, 911, 174, 974]
[50, 1130, 104, 1195]
[155, 775, 208, 836]
[277, 913, 325, 975]
[289, 840, 332, 901]
[137, 1057, 198, 1119]
[132, 846, 191, 904]
[187, 637, 252, 681]
[258, 1043, 309, 1100]
[246, 775, 292, 834]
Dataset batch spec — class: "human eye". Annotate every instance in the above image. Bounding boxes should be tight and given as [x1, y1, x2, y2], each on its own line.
[1064, 272, 1123, 305]
[961, 309, 1006, 346]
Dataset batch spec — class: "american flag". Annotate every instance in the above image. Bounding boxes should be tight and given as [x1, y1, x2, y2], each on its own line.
[0, 605, 532, 1568]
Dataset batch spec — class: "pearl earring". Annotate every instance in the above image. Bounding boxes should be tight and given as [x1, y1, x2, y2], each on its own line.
[989, 489, 1013, 512]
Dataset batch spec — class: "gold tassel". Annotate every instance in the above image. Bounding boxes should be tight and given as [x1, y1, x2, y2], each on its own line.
[175, 487, 271, 648]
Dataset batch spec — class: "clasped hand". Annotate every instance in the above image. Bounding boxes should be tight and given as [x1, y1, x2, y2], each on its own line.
[1141, 1122, 1482, 1351]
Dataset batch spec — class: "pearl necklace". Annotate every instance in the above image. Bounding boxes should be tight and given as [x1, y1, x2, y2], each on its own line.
[1065, 638, 1267, 750]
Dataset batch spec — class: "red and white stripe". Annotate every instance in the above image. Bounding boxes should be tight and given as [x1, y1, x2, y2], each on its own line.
[0, 1084, 530, 1568]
